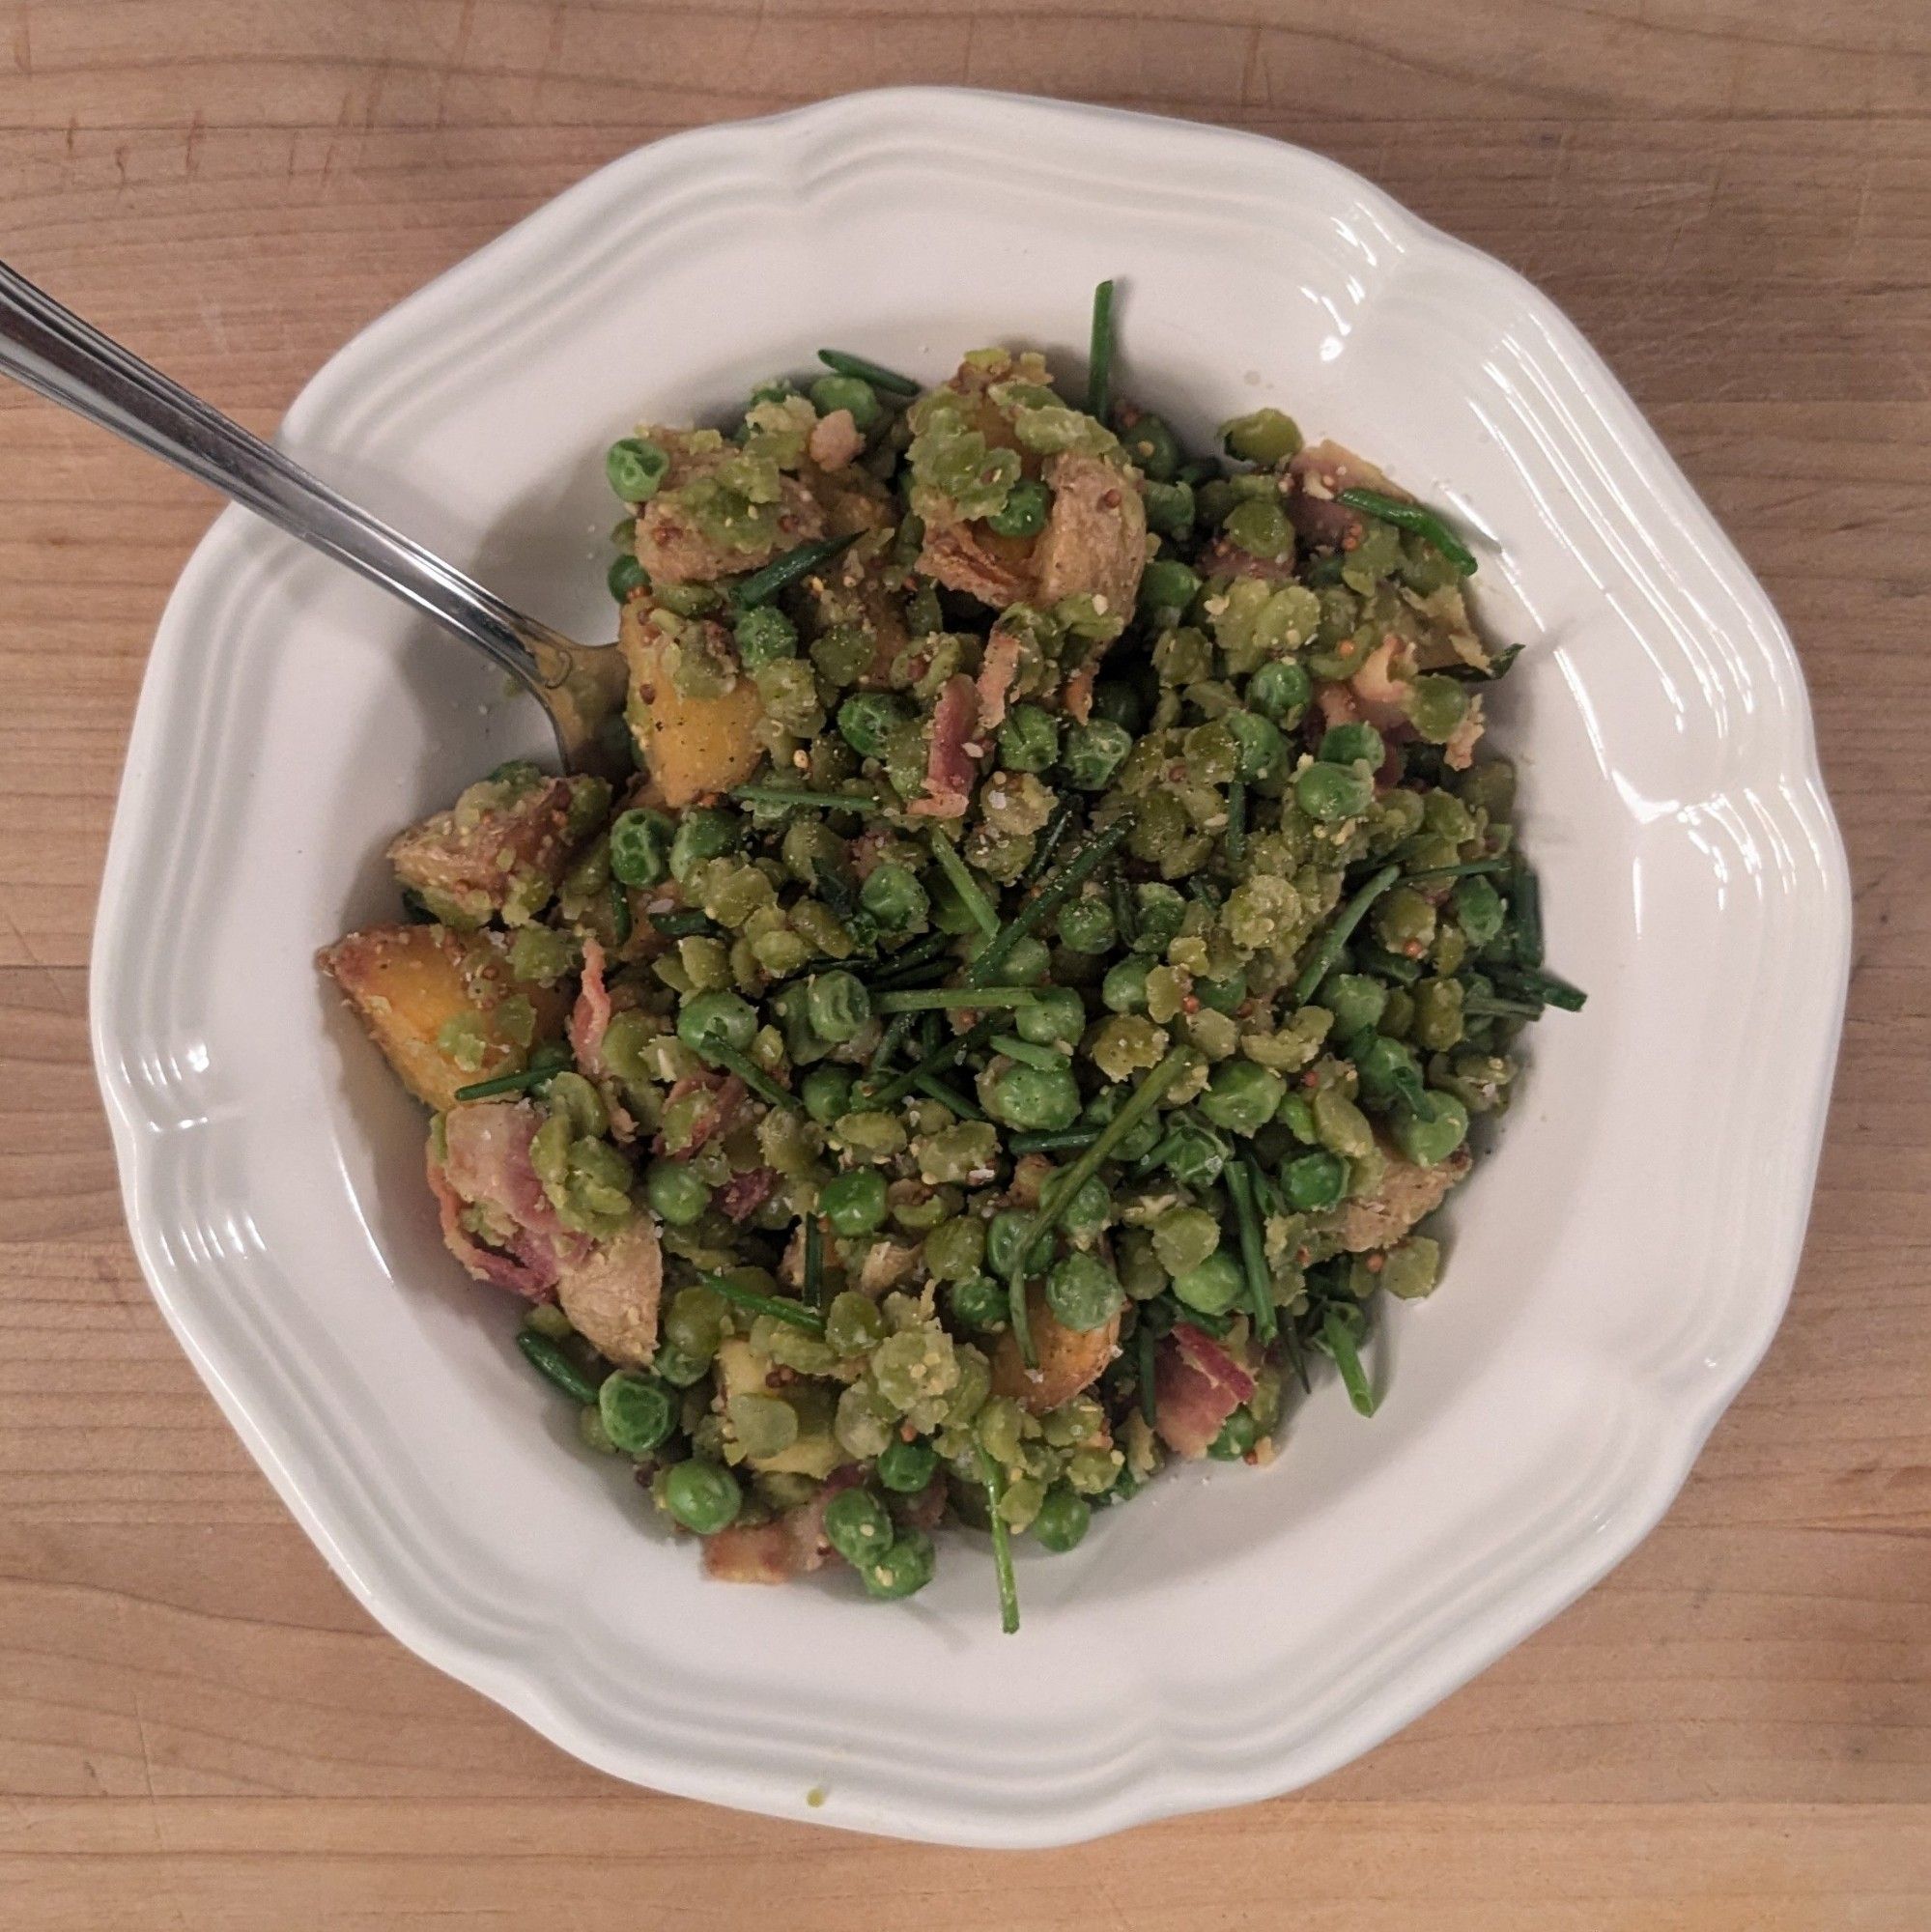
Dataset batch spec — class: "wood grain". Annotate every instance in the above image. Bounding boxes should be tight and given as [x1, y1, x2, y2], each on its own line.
[1, 2, 1926, 1924]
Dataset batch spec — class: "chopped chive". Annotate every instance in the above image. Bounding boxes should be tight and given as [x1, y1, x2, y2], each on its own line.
[698, 1270, 826, 1335]
[866, 1011, 920, 1077]
[1319, 1306, 1377, 1416]
[816, 348, 920, 397]
[804, 1213, 826, 1312]
[1291, 862, 1402, 1004]
[1224, 778, 1247, 869]
[1086, 278, 1116, 422]
[731, 783, 890, 815]
[646, 907, 724, 939]
[913, 1071, 984, 1120]
[1509, 855, 1545, 969]
[1463, 992, 1545, 1021]
[1225, 1157, 1277, 1345]
[862, 1016, 997, 1109]
[1008, 1126, 1100, 1156]
[978, 1446, 1022, 1635]
[447, 1043, 567, 1105]
[1018, 794, 1081, 890]
[988, 1033, 1068, 1072]
[1402, 858, 1508, 883]
[608, 876, 633, 946]
[727, 531, 859, 611]
[1005, 1048, 1195, 1367]
[516, 1329, 602, 1405]
[873, 985, 1042, 1012]
[926, 831, 1000, 940]
[696, 1041, 800, 1111]
[1493, 964, 1586, 1011]
[1336, 486, 1477, 577]
[1136, 1320, 1158, 1428]
[865, 931, 955, 987]
[1442, 641, 1523, 683]
[967, 814, 1134, 990]
[1109, 867, 1137, 947]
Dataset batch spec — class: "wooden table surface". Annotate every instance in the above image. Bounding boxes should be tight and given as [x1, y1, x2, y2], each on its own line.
[3, 3, 1926, 1925]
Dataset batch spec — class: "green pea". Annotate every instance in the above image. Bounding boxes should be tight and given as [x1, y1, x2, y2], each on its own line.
[838, 692, 912, 761]
[986, 1208, 1054, 1278]
[973, 930, 1053, 986]
[1032, 1483, 1092, 1552]
[1101, 955, 1152, 1014]
[677, 989, 756, 1053]
[669, 807, 739, 882]
[1224, 496, 1293, 561]
[1312, 1087, 1375, 1159]
[1173, 1251, 1244, 1317]
[609, 807, 674, 888]
[1151, 1206, 1220, 1277]
[825, 1290, 887, 1356]
[799, 1065, 854, 1124]
[661, 1459, 741, 1534]
[1295, 760, 1374, 823]
[986, 478, 1052, 538]
[1046, 1251, 1123, 1332]
[1131, 884, 1187, 953]
[861, 867, 926, 936]
[1219, 711, 1283, 785]
[1121, 413, 1181, 481]
[598, 1371, 675, 1456]
[823, 1488, 895, 1567]
[806, 969, 871, 1043]
[877, 1436, 939, 1493]
[1162, 1116, 1229, 1189]
[1320, 971, 1388, 1038]
[1375, 885, 1437, 955]
[1248, 658, 1311, 726]
[608, 552, 649, 602]
[1406, 673, 1471, 745]
[861, 1527, 935, 1600]
[1208, 1407, 1259, 1461]
[1378, 1235, 1442, 1300]
[1198, 1060, 1286, 1137]
[1014, 986, 1088, 1047]
[811, 622, 875, 688]
[606, 436, 670, 502]
[1452, 875, 1505, 947]
[998, 702, 1061, 773]
[1139, 558, 1201, 620]
[947, 1273, 1008, 1331]
[1393, 1091, 1468, 1167]
[1411, 977, 1465, 1052]
[821, 1168, 888, 1236]
[809, 372, 883, 432]
[1351, 1033, 1425, 1113]
[1221, 408, 1302, 466]
[644, 1159, 711, 1226]
[1048, 1172, 1112, 1237]
[1457, 758, 1516, 823]
[1056, 895, 1117, 955]
[988, 1062, 1082, 1132]
[1320, 721, 1384, 768]
[1090, 677, 1149, 733]
[1061, 719, 1133, 790]
[661, 1284, 724, 1360]
[650, 1342, 710, 1388]
[1283, 1148, 1347, 1209]
[1143, 478, 1195, 539]
[734, 603, 797, 668]
[923, 1216, 986, 1282]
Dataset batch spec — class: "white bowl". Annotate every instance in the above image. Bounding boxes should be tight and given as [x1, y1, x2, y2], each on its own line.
[91, 88, 1849, 1846]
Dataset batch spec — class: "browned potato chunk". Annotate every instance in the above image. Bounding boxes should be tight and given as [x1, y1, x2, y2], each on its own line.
[318, 923, 570, 1113]
[989, 1291, 1122, 1415]
[555, 1216, 663, 1368]
[619, 602, 766, 809]
[386, 762, 608, 930]
[1332, 1142, 1473, 1253]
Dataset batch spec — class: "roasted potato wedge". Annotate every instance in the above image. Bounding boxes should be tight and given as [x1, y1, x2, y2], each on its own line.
[989, 1290, 1122, 1415]
[618, 600, 766, 809]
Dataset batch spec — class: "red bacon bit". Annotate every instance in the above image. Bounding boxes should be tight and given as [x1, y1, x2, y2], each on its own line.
[567, 936, 612, 1070]
[975, 625, 1024, 730]
[717, 1166, 780, 1223]
[908, 672, 981, 820]
[1153, 1322, 1258, 1460]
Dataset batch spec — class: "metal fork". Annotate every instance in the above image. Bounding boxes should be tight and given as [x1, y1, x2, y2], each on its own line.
[0, 260, 627, 773]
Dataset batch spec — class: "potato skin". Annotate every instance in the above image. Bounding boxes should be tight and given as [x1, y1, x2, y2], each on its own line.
[618, 601, 766, 809]
[317, 923, 569, 1112]
[988, 1289, 1122, 1414]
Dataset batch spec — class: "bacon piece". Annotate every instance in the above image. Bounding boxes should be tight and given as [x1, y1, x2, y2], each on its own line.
[717, 1166, 780, 1224]
[701, 1466, 866, 1584]
[1153, 1322, 1257, 1460]
[430, 1100, 588, 1298]
[566, 937, 637, 1141]
[807, 407, 865, 472]
[424, 1144, 556, 1299]
[907, 672, 980, 820]
[554, 1216, 663, 1368]
[1032, 450, 1147, 613]
[976, 623, 1024, 730]
[1287, 440, 1395, 553]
